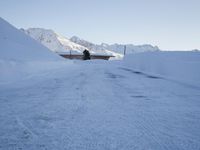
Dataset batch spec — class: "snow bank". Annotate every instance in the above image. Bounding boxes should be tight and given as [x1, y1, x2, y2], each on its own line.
[0, 17, 69, 85]
[0, 17, 62, 61]
[0, 60, 71, 86]
[123, 51, 200, 87]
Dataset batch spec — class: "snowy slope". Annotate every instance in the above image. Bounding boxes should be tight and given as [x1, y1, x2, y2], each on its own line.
[0, 18, 61, 62]
[0, 17, 66, 84]
[22, 28, 87, 54]
[70, 36, 160, 54]
[70, 36, 99, 50]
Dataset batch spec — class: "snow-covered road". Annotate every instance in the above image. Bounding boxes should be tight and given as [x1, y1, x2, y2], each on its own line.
[0, 61, 200, 150]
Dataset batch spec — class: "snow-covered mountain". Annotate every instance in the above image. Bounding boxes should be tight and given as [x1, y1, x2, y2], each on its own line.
[22, 28, 123, 59]
[100, 43, 160, 54]
[70, 36, 125, 58]
[0, 18, 61, 62]
[22, 28, 159, 60]
[71, 36, 160, 54]
[21, 28, 87, 54]
[70, 36, 103, 51]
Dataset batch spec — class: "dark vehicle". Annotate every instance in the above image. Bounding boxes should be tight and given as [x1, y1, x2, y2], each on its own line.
[83, 49, 91, 60]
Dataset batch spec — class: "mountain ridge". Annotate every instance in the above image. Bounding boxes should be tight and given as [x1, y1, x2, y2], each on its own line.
[22, 28, 160, 60]
[70, 36, 160, 54]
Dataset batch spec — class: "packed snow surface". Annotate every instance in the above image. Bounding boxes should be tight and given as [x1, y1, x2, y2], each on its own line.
[0, 59, 200, 150]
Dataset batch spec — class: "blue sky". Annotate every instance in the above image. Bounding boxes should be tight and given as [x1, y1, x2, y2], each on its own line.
[0, 0, 200, 50]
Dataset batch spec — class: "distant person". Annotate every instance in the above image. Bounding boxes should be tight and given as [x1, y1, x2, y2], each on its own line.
[83, 49, 91, 60]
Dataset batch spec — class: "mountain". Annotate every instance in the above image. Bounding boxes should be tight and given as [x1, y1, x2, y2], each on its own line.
[70, 36, 123, 58]
[22, 28, 159, 60]
[70, 36, 103, 51]
[22, 28, 123, 59]
[21, 28, 87, 54]
[0, 18, 61, 62]
[100, 43, 160, 54]
[70, 36, 160, 54]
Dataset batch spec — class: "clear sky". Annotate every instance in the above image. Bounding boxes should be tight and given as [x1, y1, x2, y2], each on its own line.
[0, 0, 199, 50]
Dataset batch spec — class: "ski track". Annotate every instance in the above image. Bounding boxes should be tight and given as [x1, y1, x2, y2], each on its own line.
[0, 61, 200, 150]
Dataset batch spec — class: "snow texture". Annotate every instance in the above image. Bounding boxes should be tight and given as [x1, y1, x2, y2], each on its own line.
[0, 17, 62, 62]
[0, 17, 66, 84]
[0, 60, 200, 150]
[124, 51, 200, 88]
[0, 17, 200, 150]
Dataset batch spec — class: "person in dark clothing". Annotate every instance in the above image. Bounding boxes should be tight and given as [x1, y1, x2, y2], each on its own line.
[83, 49, 91, 60]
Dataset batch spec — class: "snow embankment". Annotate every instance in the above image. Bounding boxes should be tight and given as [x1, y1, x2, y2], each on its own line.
[123, 51, 200, 87]
[0, 17, 69, 85]
[0, 60, 72, 86]
[0, 17, 62, 62]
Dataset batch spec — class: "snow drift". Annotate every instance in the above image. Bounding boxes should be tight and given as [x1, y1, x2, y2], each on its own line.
[123, 51, 200, 88]
[0, 18, 61, 62]
[0, 17, 65, 84]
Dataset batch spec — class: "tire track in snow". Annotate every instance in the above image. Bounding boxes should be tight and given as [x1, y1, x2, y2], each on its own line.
[103, 67, 177, 149]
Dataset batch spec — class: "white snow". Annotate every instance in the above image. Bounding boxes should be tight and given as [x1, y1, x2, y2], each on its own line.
[100, 43, 160, 54]
[70, 36, 159, 54]
[0, 18, 61, 62]
[0, 17, 66, 84]
[1, 17, 200, 150]
[0, 60, 200, 150]
[123, 51, 200, 88]
[22, 28, 87, 54]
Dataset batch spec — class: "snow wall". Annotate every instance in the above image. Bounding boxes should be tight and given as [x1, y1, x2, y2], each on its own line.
[123, 51, 200, 88]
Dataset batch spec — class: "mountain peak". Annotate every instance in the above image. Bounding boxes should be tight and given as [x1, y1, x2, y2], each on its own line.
[22, 28, 87, 53]
[70, 36, 81, 41]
